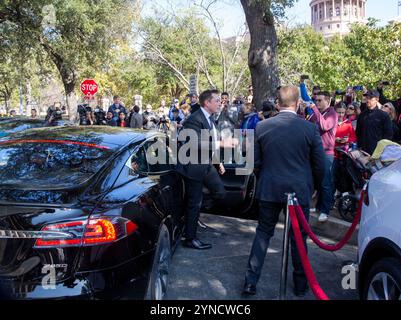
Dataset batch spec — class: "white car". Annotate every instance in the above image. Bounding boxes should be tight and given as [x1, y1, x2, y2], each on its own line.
[358, 159, 401, 300]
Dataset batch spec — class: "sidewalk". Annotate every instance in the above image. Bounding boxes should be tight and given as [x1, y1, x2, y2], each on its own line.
[166, 213, 358, 300]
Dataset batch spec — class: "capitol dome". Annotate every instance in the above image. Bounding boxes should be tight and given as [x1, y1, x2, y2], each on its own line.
[310, 0, 368, 38]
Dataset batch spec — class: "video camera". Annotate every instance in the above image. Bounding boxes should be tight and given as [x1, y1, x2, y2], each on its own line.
[77, 104, 91, 125]
[159, 114, 169, 124]
[335, 90, 346, 96]
[46, 104, 64, 124]
[233, 97, 244, 105]
[94, 107, 106, 125]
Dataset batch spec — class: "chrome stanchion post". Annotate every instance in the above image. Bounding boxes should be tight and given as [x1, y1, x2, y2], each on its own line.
[279, 193, 294, 300]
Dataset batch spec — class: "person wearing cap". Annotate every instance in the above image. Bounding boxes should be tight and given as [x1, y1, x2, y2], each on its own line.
[169, 98, 185, 121]
[356, 90, 393, 155]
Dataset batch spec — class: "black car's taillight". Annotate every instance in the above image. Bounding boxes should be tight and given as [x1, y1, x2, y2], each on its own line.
[34, 217, 137, 248]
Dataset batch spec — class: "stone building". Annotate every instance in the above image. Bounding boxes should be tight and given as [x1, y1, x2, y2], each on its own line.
[310, 0, 368, 38]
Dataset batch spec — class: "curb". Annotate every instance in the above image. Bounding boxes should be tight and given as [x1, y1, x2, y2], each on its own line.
[279, 212, 358, 247]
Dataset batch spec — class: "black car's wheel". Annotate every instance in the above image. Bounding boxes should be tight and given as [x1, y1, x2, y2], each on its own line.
[338, 194, 357, 222]
[145, 224, 171, 300]
[363, 257, 401, 300]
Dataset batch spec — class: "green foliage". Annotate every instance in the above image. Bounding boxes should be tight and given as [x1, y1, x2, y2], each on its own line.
[277, 21, 401, 99]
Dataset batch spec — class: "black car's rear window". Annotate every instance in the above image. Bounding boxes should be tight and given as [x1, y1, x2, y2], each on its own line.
[0, 139, 115, 189]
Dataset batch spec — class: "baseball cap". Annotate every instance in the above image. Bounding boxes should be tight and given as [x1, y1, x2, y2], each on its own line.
[363, 90, 380, 98]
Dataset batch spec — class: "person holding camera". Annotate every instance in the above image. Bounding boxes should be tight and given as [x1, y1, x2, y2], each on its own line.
[308, 92, 338, 223]
[300, 76, 321, 103]
[83, 110, 95, 125]
[93, 106, 106, 125]
[377, 81, 390, 105]
[46, 102, 64, 125]
[142, 105, 158, 130]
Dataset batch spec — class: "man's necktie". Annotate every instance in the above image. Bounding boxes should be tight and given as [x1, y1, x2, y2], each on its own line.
[209, 115, 215, 130]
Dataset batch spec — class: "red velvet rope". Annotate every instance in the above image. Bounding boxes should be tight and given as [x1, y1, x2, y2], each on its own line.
[294, 191, 364, 252]
[288, 205, 329, 300]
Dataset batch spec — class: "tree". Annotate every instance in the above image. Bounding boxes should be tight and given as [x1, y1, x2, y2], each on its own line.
[1, 0, 135, 120]
[240, 0, 297, 109]
[138, 5, 250, 100]
[276, 20, 401, 100]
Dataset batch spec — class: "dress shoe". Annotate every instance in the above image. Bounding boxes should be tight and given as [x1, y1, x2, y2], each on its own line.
[183, 238, 212, 250]
[243, 283, 256, 295]
[293, 285, 309, 297]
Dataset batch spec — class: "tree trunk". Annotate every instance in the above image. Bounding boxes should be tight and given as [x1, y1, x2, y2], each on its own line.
[59, 78, 78, 123]
[41, 42, 79, 122]
[240, 0, 279, 110]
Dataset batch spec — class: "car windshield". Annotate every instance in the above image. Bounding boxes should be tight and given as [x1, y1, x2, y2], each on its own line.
[0, 139, 115, 189]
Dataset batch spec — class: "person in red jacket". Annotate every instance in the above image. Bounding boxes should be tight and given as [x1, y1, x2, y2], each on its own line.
[333, 104, 357, 197]
[335, 104, 357, 159]
[116, 111, 128, 127]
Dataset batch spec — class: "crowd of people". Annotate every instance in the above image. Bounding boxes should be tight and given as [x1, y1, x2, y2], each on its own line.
[298, 78, 400, 222]
[77, 79, 401, 227]
[77, 87, 268, 136]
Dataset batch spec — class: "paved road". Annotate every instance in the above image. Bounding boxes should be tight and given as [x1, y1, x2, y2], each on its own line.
[166, 213, 358, 300]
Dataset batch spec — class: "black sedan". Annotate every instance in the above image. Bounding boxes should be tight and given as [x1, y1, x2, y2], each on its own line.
[0, 126, 185, 299]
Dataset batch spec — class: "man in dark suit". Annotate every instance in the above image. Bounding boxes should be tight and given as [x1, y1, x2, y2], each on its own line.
[176, 89, 238, 250]
[243, 85, 326, 297]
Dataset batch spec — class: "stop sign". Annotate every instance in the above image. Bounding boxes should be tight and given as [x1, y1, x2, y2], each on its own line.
[80, 79, 98, 97]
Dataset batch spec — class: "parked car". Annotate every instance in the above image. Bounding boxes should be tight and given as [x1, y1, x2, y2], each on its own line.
[202, 163, 257, 217]
[0, 126, 185, 300]
[358, 159, 401, 300]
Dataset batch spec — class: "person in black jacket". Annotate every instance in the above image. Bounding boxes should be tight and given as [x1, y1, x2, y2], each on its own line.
[243, 85, 326, 297]
[356, 90, 393, 154]
[189, 93, 201, 114]
[176, 89, 238, 250]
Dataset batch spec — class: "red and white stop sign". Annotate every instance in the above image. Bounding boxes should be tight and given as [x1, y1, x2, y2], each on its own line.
[80, 79, 98, 97]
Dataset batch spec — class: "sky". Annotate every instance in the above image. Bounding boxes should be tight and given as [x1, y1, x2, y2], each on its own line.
[143, 0, 401, 38]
